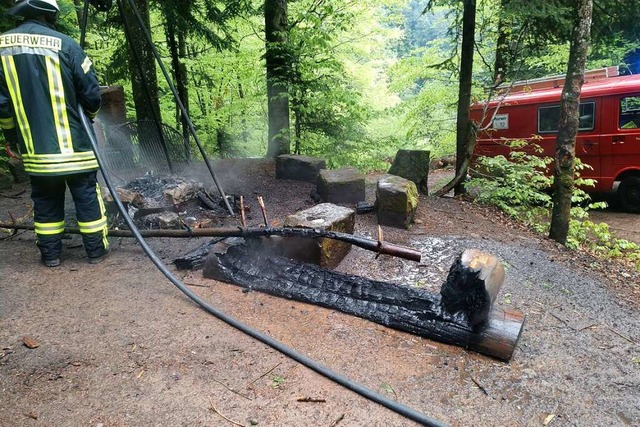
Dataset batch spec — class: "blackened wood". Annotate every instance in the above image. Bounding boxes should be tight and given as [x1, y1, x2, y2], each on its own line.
[356, 201, 376, 214]
[440, 249, 505, 328]
[173, 238, 225, 270]
[203, 243, 524, 361]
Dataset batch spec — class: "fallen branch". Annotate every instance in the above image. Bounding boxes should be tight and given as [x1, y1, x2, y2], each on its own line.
[330, 413, 345, 427]
[248, 361, 282, 386]
[212, 378, 253, 401]
[0, 223, 422, 262]
[296, 397, 326, 403]
[208, 398, 244, 427]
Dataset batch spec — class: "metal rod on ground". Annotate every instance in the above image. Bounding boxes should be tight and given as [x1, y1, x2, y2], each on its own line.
[118, 0, 233, 215]
[0, 223, 422, 262]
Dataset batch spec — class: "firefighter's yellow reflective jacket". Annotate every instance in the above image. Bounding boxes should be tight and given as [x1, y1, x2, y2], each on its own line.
[0, 19, 101, 176]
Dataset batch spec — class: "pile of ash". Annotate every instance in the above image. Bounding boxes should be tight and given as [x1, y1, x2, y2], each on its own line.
[104, 175, 232, 229]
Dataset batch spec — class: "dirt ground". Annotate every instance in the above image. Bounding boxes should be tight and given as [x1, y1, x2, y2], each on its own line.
[1, 159, 638, 427]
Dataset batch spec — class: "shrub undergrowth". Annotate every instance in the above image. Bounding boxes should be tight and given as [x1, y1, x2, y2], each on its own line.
[467, 140, 640, 270]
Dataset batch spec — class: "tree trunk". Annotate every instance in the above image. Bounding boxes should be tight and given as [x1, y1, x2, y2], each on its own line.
[549, 0, 593, 245]
[493, 0, 509, 85]
[120, 0, 162, 124]
[454, 0, 476, 196]
[166, 21, 190, 152]
[264, 0, 291, 157]
[73, 0, 84, 26]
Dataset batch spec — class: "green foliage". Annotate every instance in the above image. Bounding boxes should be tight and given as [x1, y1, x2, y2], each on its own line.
[469, 141, 640, 269]
[468, 140, 553, 227]
[271, 375, 285, 389]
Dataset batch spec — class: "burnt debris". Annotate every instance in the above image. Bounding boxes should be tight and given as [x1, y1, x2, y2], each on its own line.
[105, 175, 231, 229]
[202, 239, 524, 361]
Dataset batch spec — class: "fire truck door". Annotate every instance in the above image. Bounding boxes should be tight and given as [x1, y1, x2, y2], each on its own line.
[576, 101, 601, 181]
[613, 94, 640, 165]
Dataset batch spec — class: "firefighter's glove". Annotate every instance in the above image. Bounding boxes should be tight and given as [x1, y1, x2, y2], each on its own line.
[3, 128, 20, 159]
[4, 142, 21, 159]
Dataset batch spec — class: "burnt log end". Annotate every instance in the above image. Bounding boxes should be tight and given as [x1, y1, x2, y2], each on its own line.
[440, 249, 505, 328]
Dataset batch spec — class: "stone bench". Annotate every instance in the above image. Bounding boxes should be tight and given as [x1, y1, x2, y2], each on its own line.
[376, 175, 419, 229]
[281, 203, 355, 269]
[388, 149, 430, 194]
[317, 168, 365, 206]
[276, 154, 326, 183]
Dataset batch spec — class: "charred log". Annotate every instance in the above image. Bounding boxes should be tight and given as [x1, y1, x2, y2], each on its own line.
[173, 238, 225, 270]
[203, 240, 524, 361]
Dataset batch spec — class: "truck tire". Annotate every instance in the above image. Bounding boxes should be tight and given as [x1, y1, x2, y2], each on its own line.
[617, 176, 640, 213]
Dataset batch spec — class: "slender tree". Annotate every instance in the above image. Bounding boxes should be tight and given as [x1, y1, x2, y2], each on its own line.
[118, 0, 162, 123]
[265, 0, 291, 157]
[453, 0, 476, 195]
[431, 0, 477, 196]
[549, 0, 593, 244]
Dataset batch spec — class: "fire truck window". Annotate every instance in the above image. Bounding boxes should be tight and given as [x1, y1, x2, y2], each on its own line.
[578, 102, 595, 131]
[538, 102, 595, 133]
[619, 96, 640, 129]
[538, 105, 561, 133]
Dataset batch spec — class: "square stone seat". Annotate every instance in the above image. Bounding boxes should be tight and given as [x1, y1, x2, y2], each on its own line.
[317, 168, 365, 206]
[276, 155, 326, 183]
[282, 203, 355, 269]
[376, 175, 419, 229]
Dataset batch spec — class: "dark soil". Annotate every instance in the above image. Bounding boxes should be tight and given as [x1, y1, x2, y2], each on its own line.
[1, 159, 638, 427]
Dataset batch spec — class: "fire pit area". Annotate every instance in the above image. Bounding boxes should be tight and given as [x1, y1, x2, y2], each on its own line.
[102, 168, 524, 362]
[105, 175, 232, 230]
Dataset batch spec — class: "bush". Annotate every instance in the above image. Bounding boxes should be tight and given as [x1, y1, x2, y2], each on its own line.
[468, 140, 640, 270]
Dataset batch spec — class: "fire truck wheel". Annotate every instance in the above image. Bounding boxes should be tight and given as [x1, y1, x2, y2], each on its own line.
[617, 176, 640, 213]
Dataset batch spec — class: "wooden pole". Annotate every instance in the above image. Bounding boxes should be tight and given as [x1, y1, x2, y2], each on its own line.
[0, 223, 421, 262]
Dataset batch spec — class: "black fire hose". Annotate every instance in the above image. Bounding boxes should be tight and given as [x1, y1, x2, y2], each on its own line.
[79, 109, 447, 426]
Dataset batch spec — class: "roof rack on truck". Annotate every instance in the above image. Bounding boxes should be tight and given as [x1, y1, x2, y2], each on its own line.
[497, 66, 620, 94]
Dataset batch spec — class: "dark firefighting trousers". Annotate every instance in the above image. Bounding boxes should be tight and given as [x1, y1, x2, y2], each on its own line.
[30, 171, 109, 261]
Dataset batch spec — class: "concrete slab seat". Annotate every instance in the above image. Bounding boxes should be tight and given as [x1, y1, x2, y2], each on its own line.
[282, 203, 355, 269]
[388, 149, 430, 194]
[275, 154, 326, 183]
[376, 175, 419, 229]
[316, 167, 365, 206]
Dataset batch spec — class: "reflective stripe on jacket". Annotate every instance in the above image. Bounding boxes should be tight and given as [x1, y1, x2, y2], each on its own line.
[0, 20, 101, 176]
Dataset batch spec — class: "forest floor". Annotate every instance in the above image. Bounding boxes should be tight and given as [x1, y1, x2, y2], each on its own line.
[0, 158, 638, 427]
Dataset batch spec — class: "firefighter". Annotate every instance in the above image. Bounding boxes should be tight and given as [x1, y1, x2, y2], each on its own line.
[0, 0, 109, 267]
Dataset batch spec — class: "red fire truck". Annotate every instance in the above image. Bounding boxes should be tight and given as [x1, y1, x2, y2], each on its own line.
[470, 66, 640, 212]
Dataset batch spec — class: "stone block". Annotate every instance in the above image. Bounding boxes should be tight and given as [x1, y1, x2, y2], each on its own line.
[317, 168, 365, 206]
[376, 175, 419, 229]
[388, 149, 430, 194]
[282, 203, 355, 269]
[276, 154, 326, 183]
